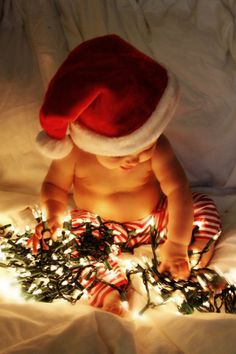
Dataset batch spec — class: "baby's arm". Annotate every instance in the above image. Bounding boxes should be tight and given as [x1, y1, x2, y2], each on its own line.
[151, 135, 194, 279]
[35, 147, 76, 239]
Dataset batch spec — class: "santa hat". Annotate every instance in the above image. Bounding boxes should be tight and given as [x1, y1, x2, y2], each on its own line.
[36, 34, 179, 159]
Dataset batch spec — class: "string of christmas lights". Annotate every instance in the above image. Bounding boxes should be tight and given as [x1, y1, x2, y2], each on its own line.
[0, 206, 235, 315]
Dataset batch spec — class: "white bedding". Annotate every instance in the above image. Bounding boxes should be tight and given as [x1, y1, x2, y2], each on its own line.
[1, 1, 236, 353]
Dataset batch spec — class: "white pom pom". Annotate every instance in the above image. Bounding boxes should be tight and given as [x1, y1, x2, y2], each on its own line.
[36, 131, 73, 159]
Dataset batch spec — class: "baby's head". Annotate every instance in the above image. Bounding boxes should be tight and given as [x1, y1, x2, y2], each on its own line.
[96, 142, 156, 170]
[36, 35, 179, 160]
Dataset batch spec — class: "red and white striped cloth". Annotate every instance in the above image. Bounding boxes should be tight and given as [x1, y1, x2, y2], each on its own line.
[191, 192, 222, 239]
[70, 192, 221, 307]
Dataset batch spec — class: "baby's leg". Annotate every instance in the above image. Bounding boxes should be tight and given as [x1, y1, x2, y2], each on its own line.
[102, 285, 135, 316]
[102, 290, 126, 316]
[189, 192, 222, 267]
[192, 192, 221, 237]
[87, 260, 129, 315]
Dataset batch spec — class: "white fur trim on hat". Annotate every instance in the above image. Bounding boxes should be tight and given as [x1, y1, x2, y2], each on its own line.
[70, 72, 179, 156]
[36, 131, 73, 159]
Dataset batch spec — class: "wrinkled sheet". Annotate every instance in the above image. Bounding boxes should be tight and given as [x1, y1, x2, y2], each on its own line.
[1, 0, 236, 353]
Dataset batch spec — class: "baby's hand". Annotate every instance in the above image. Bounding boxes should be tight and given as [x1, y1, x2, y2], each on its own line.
[26, 216, 61, 254]
[158, 239, 190, 280]
[188, 238, 215, 269]
[35, 215, 61, 241]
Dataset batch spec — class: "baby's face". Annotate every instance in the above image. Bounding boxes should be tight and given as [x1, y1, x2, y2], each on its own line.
[96, 143, 156, 170]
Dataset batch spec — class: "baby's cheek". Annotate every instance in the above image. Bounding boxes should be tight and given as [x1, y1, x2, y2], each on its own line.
[139, 152, 151, 163]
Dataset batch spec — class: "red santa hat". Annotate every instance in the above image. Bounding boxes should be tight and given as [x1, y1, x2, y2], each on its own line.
[36, 34, 179, 159]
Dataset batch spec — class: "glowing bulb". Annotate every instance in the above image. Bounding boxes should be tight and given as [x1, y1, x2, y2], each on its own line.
[109, 253, 118, 262]
[169, 290, 185, 306]
[25, 225, 31, 232]
[56, 228, 63, 238]
[149, 216, 155, 227]
[26, 253, 34, 260]
[121, 259, 136, 271]
[222, 270, 236, 285]
[31, 205, 42, 219]
[63, 215, 70, 223]
[155, 294, 164, 305]
[110, 244, 119, 255]
[28, 283, 37, 292]
[135, 228, 143, 233]
[64, 248, 72, 254]
[213, 230, 222, 241]
[0, 277, 24, 303]
[0, 249, 6, 262]
[50, 265, 58, 271]
[194, 220, 203, 229]
[81, 290, 88, 300]
[55, 267, 64, 276]
[189, 249, 200, 268]
[196, 275, 208, 290]
[121, 300, 129, 311]
[107, 270, 117, 277]
[113, 230, 121, 236]
[72, 289, 81, 299]
[52, 254, 58, 261]
[80, 258, 88, 266]
[132, 310, 144, 320]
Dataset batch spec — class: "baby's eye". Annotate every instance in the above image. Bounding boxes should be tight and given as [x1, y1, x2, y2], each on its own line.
[111, 156, 123, 160]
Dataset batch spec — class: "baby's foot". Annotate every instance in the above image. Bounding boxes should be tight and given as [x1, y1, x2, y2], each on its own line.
[102, 290, 127, 316]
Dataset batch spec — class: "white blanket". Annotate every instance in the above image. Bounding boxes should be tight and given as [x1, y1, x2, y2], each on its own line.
[1, 1, 236, 353]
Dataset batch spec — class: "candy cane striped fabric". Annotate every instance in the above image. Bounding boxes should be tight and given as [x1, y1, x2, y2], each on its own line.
[192, 192, 222, 240]
[78, 258, 128, 307]
[70, 192, 221, 307]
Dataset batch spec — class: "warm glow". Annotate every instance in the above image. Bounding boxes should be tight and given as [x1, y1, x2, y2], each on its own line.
[196, 275, 208, 290]
[120, 259, 136, 271]
[194, 220, 203, 229]
[0, 271, 25, 303]
[63, 215, 70, 222]
[149, 216, 155, 227]
[41, 212, 47, 222]
[0, 248, 6, 262]
[121, 300, 129, 311]
[168, 290, 185, 306]
[223, 269, 236, 284]
[213, 230, 222, 241]
[132, 310, 144, 320]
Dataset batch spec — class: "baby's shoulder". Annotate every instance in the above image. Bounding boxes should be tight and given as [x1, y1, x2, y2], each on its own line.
[152, 134, 176, 165]
[154, 134, 172, 154]
[73, 145, 93, 164]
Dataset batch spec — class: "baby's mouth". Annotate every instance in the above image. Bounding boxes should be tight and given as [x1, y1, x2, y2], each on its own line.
[120, 164, 137, 170]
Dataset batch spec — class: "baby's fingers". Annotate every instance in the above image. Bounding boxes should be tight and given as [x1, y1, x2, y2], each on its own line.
[171, 261, 190, 281]
[41, 237, 49, 251]
[35, 222, 52, 240]
[158, 262, 168, 274]
[158, 261, 190, 281]
[26, 234, 40, 255]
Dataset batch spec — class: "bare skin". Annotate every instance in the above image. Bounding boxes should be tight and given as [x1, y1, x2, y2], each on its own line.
[34, 134, 214, 315]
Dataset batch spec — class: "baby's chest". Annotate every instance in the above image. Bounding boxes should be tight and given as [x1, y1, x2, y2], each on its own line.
[74, 164, 153, 193]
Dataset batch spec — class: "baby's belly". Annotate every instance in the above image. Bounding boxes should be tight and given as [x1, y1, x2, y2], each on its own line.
[73, 184, 161, 222]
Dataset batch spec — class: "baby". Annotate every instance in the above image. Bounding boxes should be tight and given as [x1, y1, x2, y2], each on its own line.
[34, 35, 221, 315]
